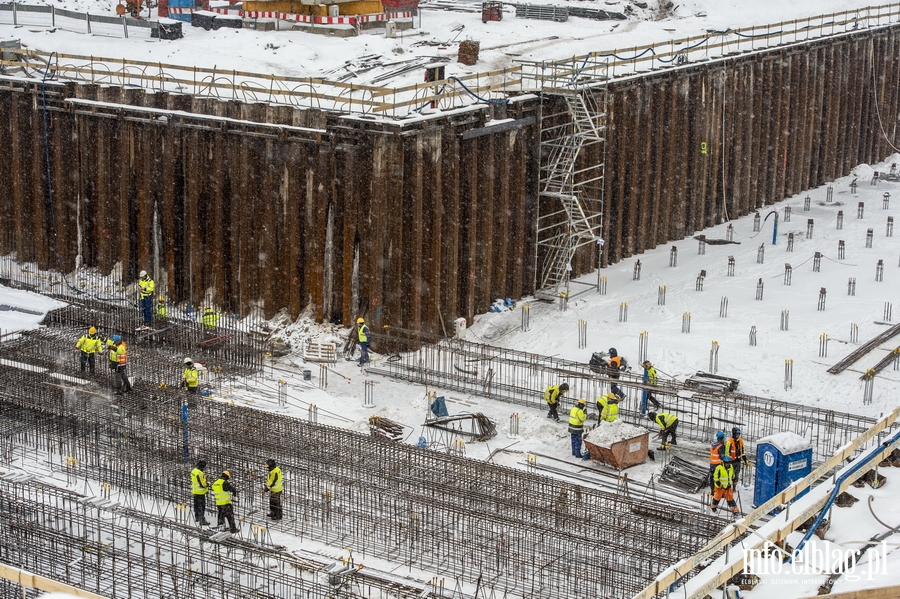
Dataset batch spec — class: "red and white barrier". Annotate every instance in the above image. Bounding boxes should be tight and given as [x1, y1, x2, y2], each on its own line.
[167, 6, 412, 24]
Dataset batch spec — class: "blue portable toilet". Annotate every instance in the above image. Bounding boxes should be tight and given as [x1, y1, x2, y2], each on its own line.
[753, 432, 812, 508]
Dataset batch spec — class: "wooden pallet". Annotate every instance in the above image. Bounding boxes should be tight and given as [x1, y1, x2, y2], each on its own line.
[304, 341, 337, 363]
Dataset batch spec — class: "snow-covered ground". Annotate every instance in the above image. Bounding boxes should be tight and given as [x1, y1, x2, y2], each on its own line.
[4, 155, 900, 598]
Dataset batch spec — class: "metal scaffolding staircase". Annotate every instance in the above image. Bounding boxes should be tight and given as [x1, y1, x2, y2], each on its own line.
[535, 62, 608, 299]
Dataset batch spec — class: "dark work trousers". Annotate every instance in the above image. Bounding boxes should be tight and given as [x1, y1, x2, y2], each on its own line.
[193, 494, 208, 523]
[116, 365, 132, 393]
[570, 432, 583, 457]
[217, 503, 237, 532]
[547, 401, 559, 420]
[269, 492, 283, 520]
[660, 421, 678, 445]
[140, 297, 153, 324]
[80, 351, 96, 373]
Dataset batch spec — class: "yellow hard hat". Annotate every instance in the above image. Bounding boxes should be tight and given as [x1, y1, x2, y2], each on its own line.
[88, 326, 97, 335]
[357, 317, 365, 324]
[577, 399, 587, 406]
[158, 296, 165, 302]
[222, 471, 231, 479]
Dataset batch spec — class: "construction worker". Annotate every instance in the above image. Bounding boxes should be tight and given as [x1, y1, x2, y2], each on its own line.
[201, 306, 219, 331]
[182, 357, 200, 394]
[607, 347, 626, 397]
[543, 382, 569, 421]
[190, 459, 211, 525]
[709, 431, 727, 490]
[568, 399, 588, 458]
[75, 326, 102, 373]
[648, 411, 678, 449]
[156, 296, 168, 318]
[726, 427, 748, 480]
[114, 336, 131, 395]
[212, 471, 239, 533]
[710, 456, 740, 514]
[641, 360, 659, 415]
[106, 335, 121, 376]
[138, 270, 155, 327]
[596, 392, 620, 422]
[356, 317, 370, 366]
[263, 458, 283, 520]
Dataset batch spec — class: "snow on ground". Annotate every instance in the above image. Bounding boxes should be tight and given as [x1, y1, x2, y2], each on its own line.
[0, 0, 887, 88]
[4, 155, 900, 597]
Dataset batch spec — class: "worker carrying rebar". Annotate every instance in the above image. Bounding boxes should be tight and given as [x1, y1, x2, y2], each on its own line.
[709, 456, 740, 514]
[212, 470, 239, 533]
[262, 458, 283, 520]
[725, 427, 748, 479]
[201, 306, 219, 331]
[191, 459, 211, 525]
[114, 336, 132, 395]
[543, 382, 568, 422]
[641, 360, 659, 415]
[356, 317, 370, 366]
[647, 411, 678, 450]
[568, 399, 589, 459]
[708, 431, 727, 490]
[596, 392, 620, 422]
[138, 270, 155, 328]
[75, 326, 102, 374]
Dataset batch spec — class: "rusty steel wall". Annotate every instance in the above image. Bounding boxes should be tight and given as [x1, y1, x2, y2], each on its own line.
[1, 27, 899, 335]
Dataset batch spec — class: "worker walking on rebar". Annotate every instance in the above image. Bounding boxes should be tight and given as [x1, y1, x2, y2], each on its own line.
[212, 471, 239, 533]
[647, 411, 678, 450]
[543, 382, 568, 421]
[607, 347, 627, 398]
[75, 326, 102, 374]
[138, 270, 155, 328]
[568, 399, 588, 459]
[710, 456, 740, 514]
[113, 337, 131, 395]
[641, 360, 659, 415]
[190, 459, 211, 525]
[725, 427, 748, 480]
[263, 458, 283, 520]
[708, 431, 727, 490]
[356, 317, 370, 366]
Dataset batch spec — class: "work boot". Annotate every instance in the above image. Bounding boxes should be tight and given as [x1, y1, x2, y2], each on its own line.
[229, 527, 239, 533]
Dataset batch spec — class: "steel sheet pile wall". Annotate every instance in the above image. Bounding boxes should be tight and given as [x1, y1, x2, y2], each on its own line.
[602, 30, 900, 262]
[1, 27, 898, 333]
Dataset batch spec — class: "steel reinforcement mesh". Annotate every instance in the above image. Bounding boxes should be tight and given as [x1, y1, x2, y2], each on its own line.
[367, 332, 893, 463]
[0, 328, 727, 599]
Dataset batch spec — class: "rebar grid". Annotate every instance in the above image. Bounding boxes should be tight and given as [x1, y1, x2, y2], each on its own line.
[367, 333, 890, 463]
[0, 478, 440, 599]
[0, 329, 726, 598]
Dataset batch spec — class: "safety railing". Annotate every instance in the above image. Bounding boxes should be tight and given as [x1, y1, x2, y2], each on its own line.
[2, 3, 899, 113]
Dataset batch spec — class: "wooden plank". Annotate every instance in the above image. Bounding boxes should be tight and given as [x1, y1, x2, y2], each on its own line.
[0, 562, 108, 598]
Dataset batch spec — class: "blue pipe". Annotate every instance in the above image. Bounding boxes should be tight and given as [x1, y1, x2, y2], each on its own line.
[789, 428, 900, 561]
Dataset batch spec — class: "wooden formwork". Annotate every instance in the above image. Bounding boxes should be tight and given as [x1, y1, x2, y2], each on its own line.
[1, 27, 899, 335]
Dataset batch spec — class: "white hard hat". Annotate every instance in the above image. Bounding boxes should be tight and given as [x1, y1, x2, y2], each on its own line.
[139, 270, 147, 278]
[184, 357, 193, 364]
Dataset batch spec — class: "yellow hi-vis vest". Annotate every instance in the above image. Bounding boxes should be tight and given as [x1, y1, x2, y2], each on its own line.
[212, 478, 232, 505]
[183, 367, 199, 389]
[713, 463, 735, 489]
[191, 468, 208, 495]
[266, 466, 283, 493]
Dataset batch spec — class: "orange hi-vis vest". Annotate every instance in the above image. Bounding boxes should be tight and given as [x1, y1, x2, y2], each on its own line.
[709, 441, 725, 465]
[726, 437, 745, 459]
[117, 342, 128, 365]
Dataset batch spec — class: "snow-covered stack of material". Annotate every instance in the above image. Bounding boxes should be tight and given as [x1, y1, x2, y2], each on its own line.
[583, 420, 649, 469]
